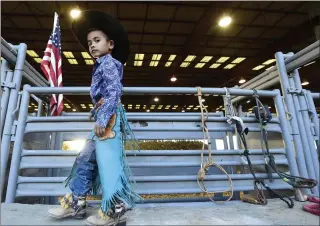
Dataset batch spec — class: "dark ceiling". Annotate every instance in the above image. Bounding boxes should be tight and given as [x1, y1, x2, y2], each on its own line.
[1, 1, 320, 113]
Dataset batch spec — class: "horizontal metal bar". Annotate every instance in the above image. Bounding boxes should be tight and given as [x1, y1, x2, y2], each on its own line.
[1, 38, 49, 86]
[60, 131, 225, 141]
[286, 47, 320, 73]
[63, 112, 225, 117]
[18, 173, 281, 184]
[311, 93, 320, 99]
[21, 148, 286, 156]
[25, 86, 279, 97]
[16, 181, 292, 197]
[239, 41, 319, 89]
[24, 121, 282, 133]
[232, 78, 281, 103]
[26, 115, 280, 123]
[19, 159, 288, 169]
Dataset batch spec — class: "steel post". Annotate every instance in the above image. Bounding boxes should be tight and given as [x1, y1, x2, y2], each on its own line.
[5, 85, 30, 203]
[291, 70, 320, 182]
[275, 52, 318, 194]
[1, 71, 13, 138]
[0, 44, 27, 198]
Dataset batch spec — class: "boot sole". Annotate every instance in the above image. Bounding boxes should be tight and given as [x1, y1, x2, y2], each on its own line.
[85, 218, 126, 226]
[47, 210, 86, 219]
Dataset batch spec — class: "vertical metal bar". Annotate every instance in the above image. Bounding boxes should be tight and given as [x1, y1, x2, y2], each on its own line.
[275, 52, 318, 194]
[291, 70, 320, 182]
[306, 90, 320, 147]
[37, 99, 43, 117]
[1, 58, 9, 84]
[274, 92, 311, 197]
[287, 76, 319, 192]
[228, 132, 235, 150]
[1, 71, 13, 137]
[0, 43, 27, 197]
[5, 85, 30, 203]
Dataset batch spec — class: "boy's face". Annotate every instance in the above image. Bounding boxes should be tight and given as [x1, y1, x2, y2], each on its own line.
[87, 30, 114, 59]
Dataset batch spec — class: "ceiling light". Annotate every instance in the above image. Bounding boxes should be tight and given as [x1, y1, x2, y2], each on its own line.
[81, 52, 91, 59]
[195, 63, 206, 68]
[232, 57, 246, 64]
[135, 54, 144, 61]
[184, 55, 196, 62]
[246, 100, 250, 103]
[134, 61, 143, 67]
[224, 64, 236, 69]
[168, 55, 176, 61]
[265, 66, 274, 71]
[217, 57, 230, 63]
[154, 97, 159, 102]
[85, 59, 94, 65]
[70, 9, 81, 19]
[146, 109, 150, 112]
[239, 79, 246, 84]
[165, 62, 172, 67]
[33, 58, 42, 63]
[201, 56, 213, 62]
[152, 54, 162, 61]
[301, 81, 309, 86]
[210, 63, 221, 68]
[262, 59, 276, 65]
[68, 59, 78, 64]
[219, 16, 232, 27]
[149, 61, 159, 67]
[72, 109, 76, 112]
[252, 65, 265, 70]
[182, 109, 185, 112]
[27, 50, 39, 57]
[63, 52, 75, 58]
[180, 62, 190, 67]
[170, 76, 177, 82]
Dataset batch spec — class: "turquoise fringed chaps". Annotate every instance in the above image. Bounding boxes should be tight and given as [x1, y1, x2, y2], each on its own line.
[64, 105, 142, 212]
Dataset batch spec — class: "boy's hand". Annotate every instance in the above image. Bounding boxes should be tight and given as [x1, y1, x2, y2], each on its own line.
[94, 124, 105, 137]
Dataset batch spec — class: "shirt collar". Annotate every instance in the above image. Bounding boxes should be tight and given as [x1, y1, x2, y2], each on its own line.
[96, 54, 111, 64]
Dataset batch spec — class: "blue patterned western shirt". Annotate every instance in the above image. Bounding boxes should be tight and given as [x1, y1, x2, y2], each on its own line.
[90, 54, 123, 128]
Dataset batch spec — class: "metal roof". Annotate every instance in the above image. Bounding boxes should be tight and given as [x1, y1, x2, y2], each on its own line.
[2, 1, 319, 113]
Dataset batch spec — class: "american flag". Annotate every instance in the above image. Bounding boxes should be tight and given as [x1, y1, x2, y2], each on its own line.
[41, 12, 63, 116]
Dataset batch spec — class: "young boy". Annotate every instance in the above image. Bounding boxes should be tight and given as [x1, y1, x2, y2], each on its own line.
[47, 10, 141, 225]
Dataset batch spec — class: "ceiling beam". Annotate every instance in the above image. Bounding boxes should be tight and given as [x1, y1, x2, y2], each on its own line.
[2, 26, 280, 42]
[167, 2, 229, 76]
[2, 13, 294, 30]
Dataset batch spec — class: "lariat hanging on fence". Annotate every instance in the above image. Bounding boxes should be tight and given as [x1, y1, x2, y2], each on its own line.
[252, 89, 318, 189]
[224, 88, 293, 208]
[195, 87, 233, 203]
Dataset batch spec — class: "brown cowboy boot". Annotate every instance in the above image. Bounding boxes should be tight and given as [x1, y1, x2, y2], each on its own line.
[47, 193, 87, 219]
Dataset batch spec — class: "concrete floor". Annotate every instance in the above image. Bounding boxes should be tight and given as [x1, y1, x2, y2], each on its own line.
[1, 199, 319, 225]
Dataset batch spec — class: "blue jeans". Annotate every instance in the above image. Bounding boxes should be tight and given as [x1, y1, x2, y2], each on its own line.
[69, 139, 98, 197]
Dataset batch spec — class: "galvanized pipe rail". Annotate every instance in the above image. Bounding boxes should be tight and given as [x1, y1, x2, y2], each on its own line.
[5, 84, 303, 203]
